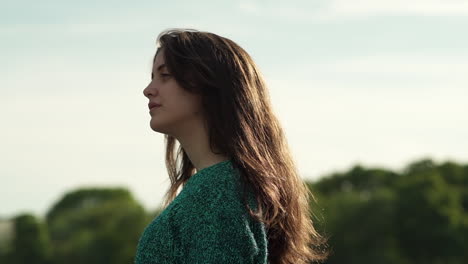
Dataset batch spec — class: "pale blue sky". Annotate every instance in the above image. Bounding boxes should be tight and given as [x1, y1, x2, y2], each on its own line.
[1, 0, 467, 218]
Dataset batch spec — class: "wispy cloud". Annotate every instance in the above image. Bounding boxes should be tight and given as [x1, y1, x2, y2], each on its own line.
[320, 0, 468, 20]
[315, 55, 468, 76]
[238, 0, 468, 21]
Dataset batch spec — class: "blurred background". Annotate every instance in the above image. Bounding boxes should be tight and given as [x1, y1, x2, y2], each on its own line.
[1, 0, 467, 263]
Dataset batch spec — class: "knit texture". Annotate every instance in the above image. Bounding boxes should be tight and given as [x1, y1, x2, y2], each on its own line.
[134, 159, 268, 264]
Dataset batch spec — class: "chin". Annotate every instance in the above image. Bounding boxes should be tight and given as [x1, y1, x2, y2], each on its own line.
[150, 119, 172, 135]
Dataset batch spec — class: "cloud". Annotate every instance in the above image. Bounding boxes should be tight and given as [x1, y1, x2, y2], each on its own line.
[238, 0, 468, 21]
[315, 55, 468, 76]
[320, 0, 468, 19]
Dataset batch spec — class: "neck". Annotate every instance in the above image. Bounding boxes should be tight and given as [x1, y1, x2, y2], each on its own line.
[174, 120, 230, 172]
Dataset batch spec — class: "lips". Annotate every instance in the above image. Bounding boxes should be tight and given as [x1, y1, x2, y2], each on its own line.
[148, 102, 162, 110]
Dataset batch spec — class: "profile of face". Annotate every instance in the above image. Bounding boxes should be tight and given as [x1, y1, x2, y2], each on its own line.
[143, 49, 204, 137]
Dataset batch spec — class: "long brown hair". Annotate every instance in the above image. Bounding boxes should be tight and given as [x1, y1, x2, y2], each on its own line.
[153, 28, 329, 264]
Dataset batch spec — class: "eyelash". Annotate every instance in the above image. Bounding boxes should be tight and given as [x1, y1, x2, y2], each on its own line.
[151, 73, 171, 80]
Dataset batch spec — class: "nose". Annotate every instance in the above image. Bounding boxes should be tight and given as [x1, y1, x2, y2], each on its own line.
[143, 82, 157, 98]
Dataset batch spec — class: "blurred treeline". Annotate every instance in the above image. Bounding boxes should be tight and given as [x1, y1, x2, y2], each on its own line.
[310, 158, 468, 264]
[0, 157, 466, 264]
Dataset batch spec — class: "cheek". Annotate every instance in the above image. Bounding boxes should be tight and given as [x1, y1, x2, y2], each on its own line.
[174, 90, 203, 114]
[186, 97, 204, 116]
[177, 100, 203, 118]
[164, 83, 203, 117]
[159, 97, 202, 121]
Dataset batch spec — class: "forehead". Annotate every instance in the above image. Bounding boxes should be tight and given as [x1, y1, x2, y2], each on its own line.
[153, 49, 165, 68]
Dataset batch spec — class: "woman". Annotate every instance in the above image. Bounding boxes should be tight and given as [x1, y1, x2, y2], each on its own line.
[137, 29, 329, 264]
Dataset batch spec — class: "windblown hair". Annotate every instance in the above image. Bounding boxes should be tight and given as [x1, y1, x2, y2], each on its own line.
[154, 29, 329, 264]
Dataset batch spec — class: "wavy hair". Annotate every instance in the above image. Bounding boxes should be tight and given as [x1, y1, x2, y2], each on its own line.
[154, 28, 329, 264]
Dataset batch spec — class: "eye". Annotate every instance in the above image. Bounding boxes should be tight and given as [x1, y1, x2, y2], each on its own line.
[160, 73, 171, 79]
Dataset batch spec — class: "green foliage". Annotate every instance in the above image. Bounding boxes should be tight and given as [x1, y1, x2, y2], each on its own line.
[395, 159, 468, 263]
[3, 213, 52, 264]
[45, 187, 147, 264]
[309, 158, 468, 264]
[4, 158, 468, 264]
[2, 188, 165, 264]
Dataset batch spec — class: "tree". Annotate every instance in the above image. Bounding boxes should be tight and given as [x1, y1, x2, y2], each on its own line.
[308, 158, 468, 264]
[45, 187, 147, 264]
[395, 159, 468, 264]
[5, 213, 51, 264]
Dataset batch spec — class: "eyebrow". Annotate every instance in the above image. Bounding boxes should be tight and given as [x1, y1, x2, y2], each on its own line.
[156, 64, 166, 71]
[151, 64, 167, 79]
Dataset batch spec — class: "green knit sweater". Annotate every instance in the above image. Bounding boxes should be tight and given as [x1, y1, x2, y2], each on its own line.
[134, 159, 268, 264]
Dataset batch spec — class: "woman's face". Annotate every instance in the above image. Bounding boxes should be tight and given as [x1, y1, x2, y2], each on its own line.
[143, 49, 204, 137]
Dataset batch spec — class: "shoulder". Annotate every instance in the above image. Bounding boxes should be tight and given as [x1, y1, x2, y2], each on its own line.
[173, 162, 244, 219]
[167, 162, 267, 263]
[176, 160, 243, 208]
